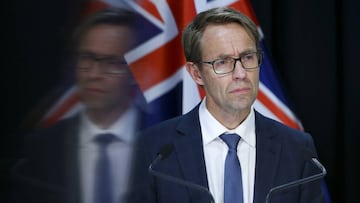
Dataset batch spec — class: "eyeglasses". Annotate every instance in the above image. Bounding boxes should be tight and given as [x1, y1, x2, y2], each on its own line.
[200, 51, 263, 75]
[77, 52, 128, 75]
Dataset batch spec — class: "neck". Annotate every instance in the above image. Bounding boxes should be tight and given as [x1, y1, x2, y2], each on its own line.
[85, 103, 130, 129]
[206, 103, 251, 130]
[219, 110, 250, 130]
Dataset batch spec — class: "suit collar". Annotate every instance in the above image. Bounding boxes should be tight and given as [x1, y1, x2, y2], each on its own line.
[173, 104, 213, 202]
[62, 115, 82, 203]
[253, 111, 282, 203]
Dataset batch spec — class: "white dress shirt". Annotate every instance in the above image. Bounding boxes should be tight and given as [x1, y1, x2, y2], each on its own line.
[78, 106, 139, 203]
[199, 99, 256, 203]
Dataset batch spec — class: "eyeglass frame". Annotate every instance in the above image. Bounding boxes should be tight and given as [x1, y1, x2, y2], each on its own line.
[76, 51, 129, 76]
[198, 51, 263, 75]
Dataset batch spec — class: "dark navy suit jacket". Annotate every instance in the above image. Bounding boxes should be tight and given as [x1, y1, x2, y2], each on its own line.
[128, 105, 325, 203]
[11, 109, 148, 203]
[11, 115, 82, 203]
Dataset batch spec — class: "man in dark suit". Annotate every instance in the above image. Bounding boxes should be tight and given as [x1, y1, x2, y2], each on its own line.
[128, 7, 326, 203]
[11, 8, 148, 203]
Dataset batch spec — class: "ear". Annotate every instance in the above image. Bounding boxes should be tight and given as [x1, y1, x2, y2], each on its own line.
[185, 62, 204, 86]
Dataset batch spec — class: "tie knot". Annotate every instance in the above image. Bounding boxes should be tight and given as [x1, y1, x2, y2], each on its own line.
[94, 133, 116, 147]
[220, 133, 241, 150]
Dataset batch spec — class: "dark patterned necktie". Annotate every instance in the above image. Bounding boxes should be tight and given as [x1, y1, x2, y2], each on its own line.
[93, 133, 115, 203]
[220, 133, 244, 203]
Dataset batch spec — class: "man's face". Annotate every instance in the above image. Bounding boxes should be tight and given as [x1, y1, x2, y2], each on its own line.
[196, 23, 260, 118]
[76, 24, 135, 112]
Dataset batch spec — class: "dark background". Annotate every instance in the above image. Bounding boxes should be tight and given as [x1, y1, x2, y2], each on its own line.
[3, 0, 360, 202]
[251, 0, 360, 202]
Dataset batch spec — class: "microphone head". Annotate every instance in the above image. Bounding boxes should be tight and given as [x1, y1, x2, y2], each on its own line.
[158, 144, 174, 160]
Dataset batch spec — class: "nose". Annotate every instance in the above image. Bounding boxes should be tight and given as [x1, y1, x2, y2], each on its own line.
[232, 60, 246, 79]
[85, 61, 104, 78]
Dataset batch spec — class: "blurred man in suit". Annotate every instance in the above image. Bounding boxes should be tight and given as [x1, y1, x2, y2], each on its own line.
[11, 7, 146, 203]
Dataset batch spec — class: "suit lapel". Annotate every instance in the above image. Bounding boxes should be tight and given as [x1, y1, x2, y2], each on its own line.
[173, 105, 212, 203]
[63, 115, 82, 203]
[253, 112, 282, 203]
[169, 108, 283, 203]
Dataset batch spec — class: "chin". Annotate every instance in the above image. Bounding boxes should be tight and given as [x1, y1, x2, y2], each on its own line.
[83, 101, 106, 110]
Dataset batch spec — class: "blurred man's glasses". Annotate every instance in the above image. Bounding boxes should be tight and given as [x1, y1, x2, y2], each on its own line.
[200, 51, 263, 75]
[77, 52, 128, 76]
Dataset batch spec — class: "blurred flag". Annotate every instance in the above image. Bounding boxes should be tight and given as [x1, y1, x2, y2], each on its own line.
[40, 0, 303, 129]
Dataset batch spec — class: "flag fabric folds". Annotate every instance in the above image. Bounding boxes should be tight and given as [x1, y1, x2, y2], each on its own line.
[40, 0, 303, 130]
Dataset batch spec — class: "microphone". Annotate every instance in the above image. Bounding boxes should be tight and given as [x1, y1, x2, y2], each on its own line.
[148, 144, 215, 203]
[265, 149, 327, 203]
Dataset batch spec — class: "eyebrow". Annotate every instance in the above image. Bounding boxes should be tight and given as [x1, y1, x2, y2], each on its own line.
[216, 49, 257, 59]
[77, 50, 124, 60]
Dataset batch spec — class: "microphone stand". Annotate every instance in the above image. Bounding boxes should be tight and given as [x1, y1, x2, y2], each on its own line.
[149, 153, 215, 203]
[265, 158, 327, 203]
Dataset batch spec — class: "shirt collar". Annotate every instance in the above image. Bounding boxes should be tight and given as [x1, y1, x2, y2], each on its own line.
[199, 98, 256, 147]
[79, 106, 139, 145]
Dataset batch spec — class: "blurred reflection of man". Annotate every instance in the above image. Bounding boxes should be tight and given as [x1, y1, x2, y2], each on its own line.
[11, 8, 146, 203]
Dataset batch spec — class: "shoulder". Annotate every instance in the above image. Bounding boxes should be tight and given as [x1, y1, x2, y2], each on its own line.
[139, 114, 186, 142]
[31, 115, 78, 136]
[135, 105, 200, 148]
[24, 115, 80, 151]
[143, 105, 199, 133]
[254, 111, 314, 146]
[254, 111, 321, 165]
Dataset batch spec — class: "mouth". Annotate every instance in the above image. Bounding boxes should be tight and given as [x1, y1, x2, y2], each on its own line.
[84, 87, 106, 94]
[229, 86, 251, 94]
